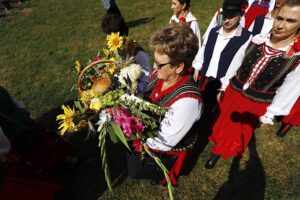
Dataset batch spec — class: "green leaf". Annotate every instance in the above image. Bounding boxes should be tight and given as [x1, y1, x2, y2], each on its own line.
[74, 101, 86, 113]
[110, 122, 131, 152]
[107, 125, 120, 143]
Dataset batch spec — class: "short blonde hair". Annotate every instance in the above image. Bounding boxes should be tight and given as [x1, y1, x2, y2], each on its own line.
[149, 23, 199, 73]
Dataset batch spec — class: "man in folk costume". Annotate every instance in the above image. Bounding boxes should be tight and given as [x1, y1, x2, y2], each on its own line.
[142, 23, 202, 186]
[205, 0, 300, 169]
[198, 0, 252, 112]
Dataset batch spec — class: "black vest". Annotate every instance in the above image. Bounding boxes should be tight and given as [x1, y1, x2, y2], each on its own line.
[202, 26, 252, 80]
[251, 15, 266, 36]
[231, 42, 300, 102]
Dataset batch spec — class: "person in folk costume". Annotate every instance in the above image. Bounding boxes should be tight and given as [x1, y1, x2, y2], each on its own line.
[0, 86, 76, 200]
[202, 0, 249, 40]
[244, 0, 276, 29]
[205, 0, 300, 169]
[101, 13, 153, 95]
[140, 23, 202, 186]
[169, 0, 202, 81]
[248, 0, 284, 36]
[247, 0, 300, 138]
[198, 0, 252, 113]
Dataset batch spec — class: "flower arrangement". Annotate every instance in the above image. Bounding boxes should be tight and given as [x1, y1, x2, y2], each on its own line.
[56, 33, 174, 199]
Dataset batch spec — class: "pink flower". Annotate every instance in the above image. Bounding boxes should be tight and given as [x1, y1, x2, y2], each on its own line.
[92, 55, 101, 62]
[122, 122, 132, 137]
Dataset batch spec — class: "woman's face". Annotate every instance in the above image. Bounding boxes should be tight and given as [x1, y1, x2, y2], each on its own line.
[154, 51, 178, 81]
[171, 0, 186, 17]
[272, 5, 300, 41]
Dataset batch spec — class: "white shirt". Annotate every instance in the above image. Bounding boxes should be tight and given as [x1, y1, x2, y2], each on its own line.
[146, 98, 202, 151]
[200, 25, 252, 79]
[248, 12, 273, 35]
[170, 12, 202, 70]
[220, 34, 300, 121]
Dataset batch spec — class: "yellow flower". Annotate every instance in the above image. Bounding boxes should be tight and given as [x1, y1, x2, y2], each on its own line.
[108, 66, 117, 74]
[80, 89, 95, 103]
[107, 32, 123, 52]
[105, 57, 117, 74]
[89, 98, 103, 111]
[75, 60, 81, 74]
[103, 48, 110, 56]
[56, 105, 77, 135]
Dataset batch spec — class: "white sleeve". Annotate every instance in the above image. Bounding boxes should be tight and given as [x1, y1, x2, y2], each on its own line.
[197, 30, 210, 71]
[268, 0, 275, 13]
[146, 98, 203, 151]
[261, 64, 300, 119]
[220, 35, 253, 91]
[190, 21, 202, 70]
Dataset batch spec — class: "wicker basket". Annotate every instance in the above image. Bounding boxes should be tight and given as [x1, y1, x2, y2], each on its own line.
[77, 60, 113, 94]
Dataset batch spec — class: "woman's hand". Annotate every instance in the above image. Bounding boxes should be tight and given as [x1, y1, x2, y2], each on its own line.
[193, 70, 199, 82]
[216, 91, 224, 102]
[259, 115, 274, 126]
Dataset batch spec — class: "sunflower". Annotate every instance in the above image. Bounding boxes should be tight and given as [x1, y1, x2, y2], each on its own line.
[107, 32, 123, 52]
[56, 105, 78, 135]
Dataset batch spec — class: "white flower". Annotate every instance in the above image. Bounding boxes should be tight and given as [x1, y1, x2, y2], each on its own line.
[118, 64, 142, 91]
[96, 110, 112, 132]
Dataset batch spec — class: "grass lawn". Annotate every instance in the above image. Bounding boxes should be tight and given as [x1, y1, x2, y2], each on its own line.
[0, 0, 299, 199]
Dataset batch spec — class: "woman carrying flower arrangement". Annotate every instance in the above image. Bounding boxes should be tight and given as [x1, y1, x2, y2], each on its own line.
[142, 23, 203, 187]
[205, 0, 300, 169]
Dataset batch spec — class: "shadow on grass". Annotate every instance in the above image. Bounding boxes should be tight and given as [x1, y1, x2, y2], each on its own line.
[36, 103, 128, 200]
[127, 17, 155, 28]
[214, 135, 266, 200]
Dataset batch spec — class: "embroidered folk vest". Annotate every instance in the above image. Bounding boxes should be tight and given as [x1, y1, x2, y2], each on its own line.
[144, 72, 201, 151]
[231, 42, 300, 102]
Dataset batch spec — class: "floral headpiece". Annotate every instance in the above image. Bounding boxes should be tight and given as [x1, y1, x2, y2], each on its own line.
[287, 35, 300, 56]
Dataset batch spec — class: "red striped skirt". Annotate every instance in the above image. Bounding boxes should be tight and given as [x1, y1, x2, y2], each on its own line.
[209, 84, 270, 159]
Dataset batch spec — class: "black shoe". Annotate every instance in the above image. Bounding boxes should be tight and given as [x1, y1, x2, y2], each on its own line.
[205, 154, 220, 169]
[276, 123, 292, 138]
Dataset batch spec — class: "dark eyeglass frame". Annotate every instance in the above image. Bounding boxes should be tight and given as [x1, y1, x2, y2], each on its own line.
[154, 61, 172, 69]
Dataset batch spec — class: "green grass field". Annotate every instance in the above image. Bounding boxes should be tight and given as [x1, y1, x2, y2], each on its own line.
[0, 0, 299, 199]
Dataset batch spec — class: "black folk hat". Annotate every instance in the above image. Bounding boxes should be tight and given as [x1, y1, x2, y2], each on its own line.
[222, 0, 248, 18]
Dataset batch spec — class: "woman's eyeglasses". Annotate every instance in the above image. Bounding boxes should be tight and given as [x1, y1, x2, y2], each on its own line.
[154, 61, 171, 69]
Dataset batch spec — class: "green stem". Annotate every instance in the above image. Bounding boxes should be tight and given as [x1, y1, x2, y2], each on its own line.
[99, 123, 113, 192]
[142, 143, 174, 200]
